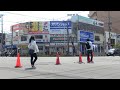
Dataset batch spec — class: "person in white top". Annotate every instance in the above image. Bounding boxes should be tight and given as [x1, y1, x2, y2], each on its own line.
[28, 36, 39, 68]
[86, 38, 94, 63]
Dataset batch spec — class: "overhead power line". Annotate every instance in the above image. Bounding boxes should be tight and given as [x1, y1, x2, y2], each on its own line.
[1, 11, 52, 21]
[1, 11, 88, 21]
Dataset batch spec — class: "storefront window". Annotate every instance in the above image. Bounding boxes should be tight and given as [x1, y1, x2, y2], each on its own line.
[21, 36, 27, 41]
[35, 35, 43, 39]
[38, 46, 43, 50]
[95, 36, 100, 41]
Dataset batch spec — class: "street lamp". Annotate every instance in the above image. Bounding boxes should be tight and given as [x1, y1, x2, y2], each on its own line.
[0, 14, 3, 50]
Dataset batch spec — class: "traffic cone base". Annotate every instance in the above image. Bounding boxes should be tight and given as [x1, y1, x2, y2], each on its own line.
[78, 62, 85, 64]
[55, 63, 61, 65]
[15, 66, 22, 68]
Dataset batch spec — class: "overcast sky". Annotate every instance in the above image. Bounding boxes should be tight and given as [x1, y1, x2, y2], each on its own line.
[0, 11, 89, 33]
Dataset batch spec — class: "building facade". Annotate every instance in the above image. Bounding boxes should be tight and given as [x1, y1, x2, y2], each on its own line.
[6, 21, 72, 56]
[71, 15, 104, 56]
[89, 11, 120, 49]
[0, 33, 5, 51]
[5, 16, 105, 56]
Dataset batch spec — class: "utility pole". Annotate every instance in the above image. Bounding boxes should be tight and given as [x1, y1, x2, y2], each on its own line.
[76, 14, 80, 54]
[67, 21, 69, 56]
[108, 11, 112, 49]
[63, 21, 65, 55]
[11, 26, 13, 51]
[0, 14, 3, 51]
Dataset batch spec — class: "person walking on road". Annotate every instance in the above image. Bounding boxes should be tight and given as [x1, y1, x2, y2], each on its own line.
[86, 38, 94, 63]
[28, 36, 39, 68]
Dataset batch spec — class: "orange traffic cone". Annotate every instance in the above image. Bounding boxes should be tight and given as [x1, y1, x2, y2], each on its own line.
[15, 53, 22, 68]
[78, 52, 85, 64]
[55, 52, 61, 65]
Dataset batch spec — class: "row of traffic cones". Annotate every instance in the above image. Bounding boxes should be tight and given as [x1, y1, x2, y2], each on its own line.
[14, 51, 94, 68]
[14, 51, 61, 68]
[55, 51, 94, 65]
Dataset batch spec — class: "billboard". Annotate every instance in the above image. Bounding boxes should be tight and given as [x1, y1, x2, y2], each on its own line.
[49, 21, 72, 34]
[78, 30, 94, 43]
[27, 21, 49, 34]
[11, 24, 21, 32]
[50, 34, 67, 43]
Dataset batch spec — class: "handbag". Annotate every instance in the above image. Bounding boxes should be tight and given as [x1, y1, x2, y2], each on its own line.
[29, 49, 34, 55]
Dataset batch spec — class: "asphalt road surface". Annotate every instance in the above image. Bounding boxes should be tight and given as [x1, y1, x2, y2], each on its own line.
[0, 56, 120, 79]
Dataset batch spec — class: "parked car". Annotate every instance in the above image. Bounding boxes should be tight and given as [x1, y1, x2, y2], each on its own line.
[114, 48, 120, 56]
[106, 48, 120, 56]
[106, 48, 115, 56]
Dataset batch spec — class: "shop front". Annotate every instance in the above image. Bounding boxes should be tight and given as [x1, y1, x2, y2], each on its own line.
[49, 43, 66, 56]
[78, 30, 94, 56]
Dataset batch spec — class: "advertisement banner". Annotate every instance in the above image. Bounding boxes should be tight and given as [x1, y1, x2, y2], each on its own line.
[49, 21, 72, 34]
[11, 24, 21, 32]
[50, 37, 67, 43]
[50, 34, 67, 43]
[39, 22, 43, 32]
[31, 22, 38, 32]
[50, 21, 71, 29]
[42, 21, 49, 32]
[18, 23, 29, 35]
[78, 30, 94, 43]
[28, 21, 49, 34]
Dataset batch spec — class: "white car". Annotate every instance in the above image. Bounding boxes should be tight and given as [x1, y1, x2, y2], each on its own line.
[106, 48, 115, 56]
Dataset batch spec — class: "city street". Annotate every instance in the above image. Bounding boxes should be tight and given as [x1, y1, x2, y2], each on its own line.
[0, 56, 120, 79]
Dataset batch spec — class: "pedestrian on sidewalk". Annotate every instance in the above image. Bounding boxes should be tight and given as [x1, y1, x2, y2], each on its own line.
[28, 36, 39, 68]
[86, 38, 94, 63]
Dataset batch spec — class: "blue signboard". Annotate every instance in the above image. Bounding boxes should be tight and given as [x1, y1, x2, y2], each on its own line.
[50, 21, 71, 29]
[3, 45, 17, 48]
[79, 30, 94, 43]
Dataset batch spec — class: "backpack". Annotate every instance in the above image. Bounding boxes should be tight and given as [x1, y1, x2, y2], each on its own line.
[86, 42, 91, 49]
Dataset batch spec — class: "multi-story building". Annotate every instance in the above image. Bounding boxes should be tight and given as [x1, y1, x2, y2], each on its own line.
[5, 17, 105, 56]
[0, 33, 5, 51]
[71, 15, 104, 56]
[89, 11, 120, 50]
[5, 21, 72, 56]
